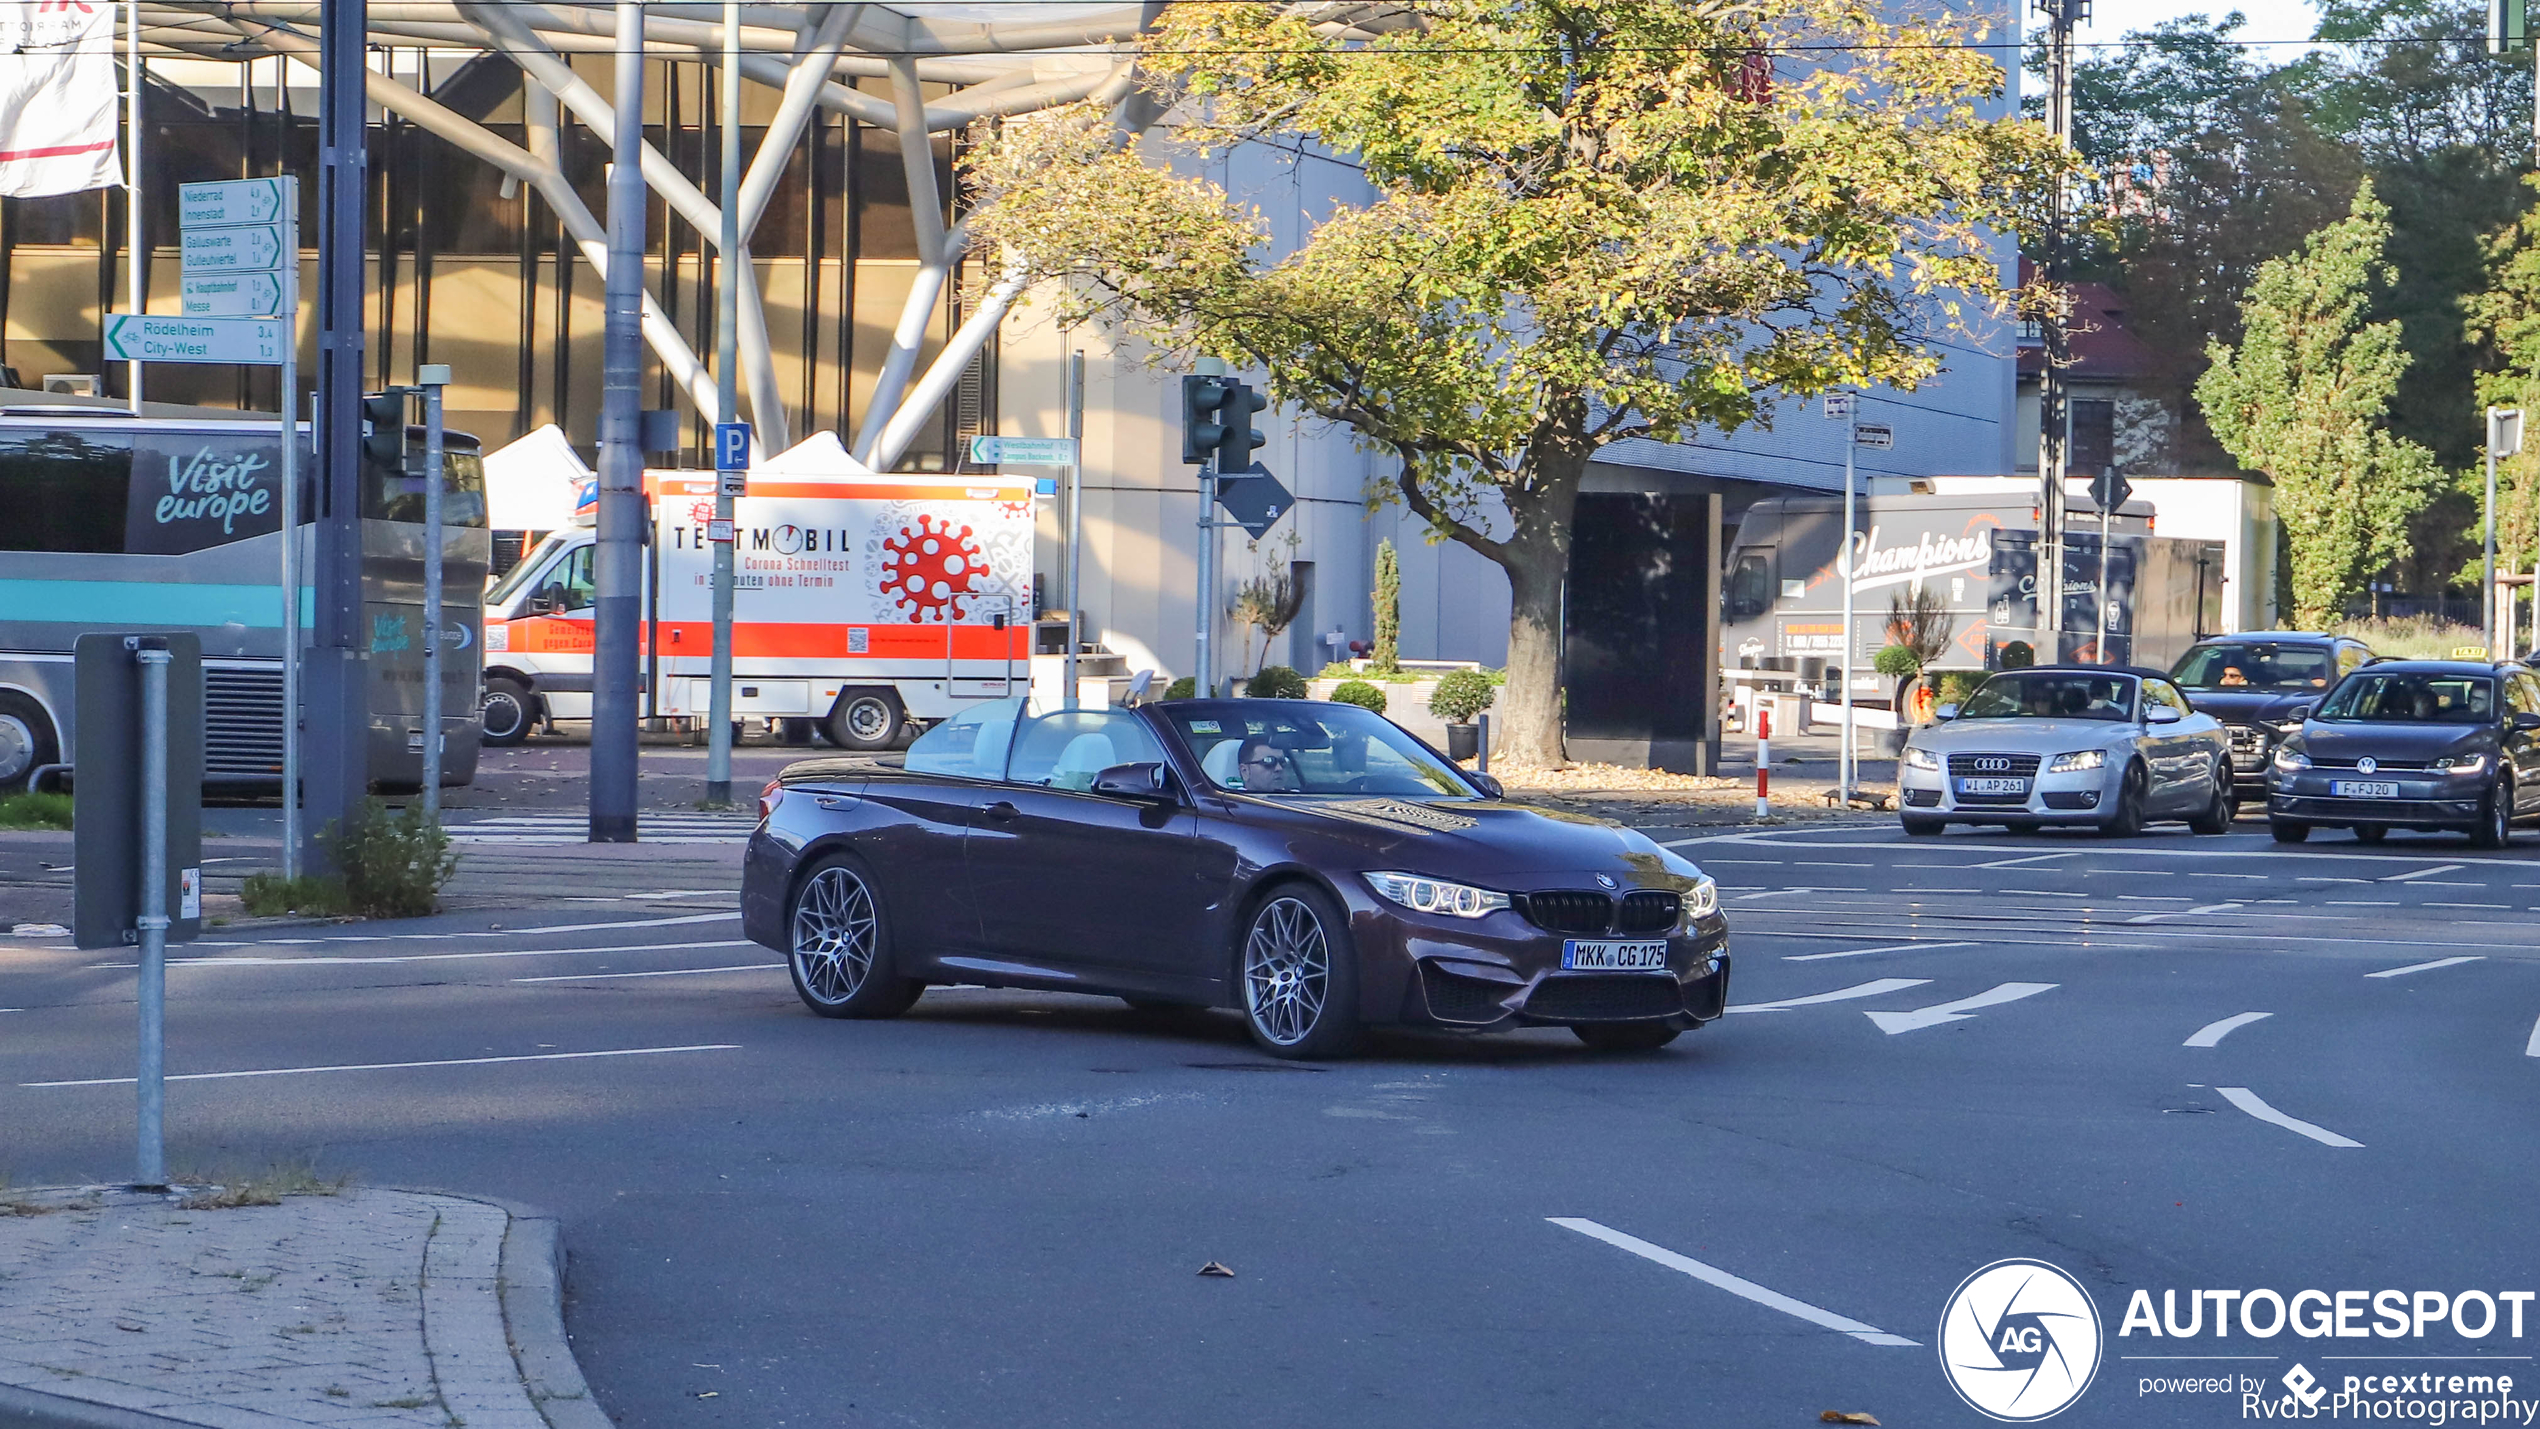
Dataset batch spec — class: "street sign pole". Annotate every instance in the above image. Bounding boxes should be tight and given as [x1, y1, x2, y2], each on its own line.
[1827, 392, 1857, 806]
[589, 0, 647, 843]
[1065, 350, 1085, 710]
[279, 224, 301, 878]
[419, 367, 449, 819]
[1198, 456, 1217, 696]
[132, 640, 167, 1188]
[706, 0, 741, 807]
[313, 0, 372, 872]
[2098, 485, 2113, 664]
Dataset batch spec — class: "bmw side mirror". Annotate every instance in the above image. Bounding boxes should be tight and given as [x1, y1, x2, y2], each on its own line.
[1091, 761, 1174, 801]
[2145, 704, 2182, 725]
[1467, 771, 1505, 799]
[1934, 703, 1959, 721]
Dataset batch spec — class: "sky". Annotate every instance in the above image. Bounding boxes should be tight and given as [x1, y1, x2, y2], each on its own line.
[2074, 0, 2325, 55]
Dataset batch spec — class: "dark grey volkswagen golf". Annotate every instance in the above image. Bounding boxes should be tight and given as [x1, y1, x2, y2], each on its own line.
[741, 697, 1730, 1059]
[2266, 661, 2540, 846]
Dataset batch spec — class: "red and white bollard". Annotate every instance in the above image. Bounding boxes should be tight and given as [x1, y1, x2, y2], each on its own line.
[1754, 705, 1771, 820]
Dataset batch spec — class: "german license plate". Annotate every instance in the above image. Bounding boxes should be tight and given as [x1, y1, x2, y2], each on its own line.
[1956, 777, 2029, 796]
[2333, 780, 2400, 799]
[1563, 939, 1669, 971]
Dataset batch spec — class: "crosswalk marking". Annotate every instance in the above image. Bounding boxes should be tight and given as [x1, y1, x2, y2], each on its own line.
[447, 814, 755, 846]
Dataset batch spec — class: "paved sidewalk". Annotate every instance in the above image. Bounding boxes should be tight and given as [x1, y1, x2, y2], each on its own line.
[0, 1188, 607, 1429]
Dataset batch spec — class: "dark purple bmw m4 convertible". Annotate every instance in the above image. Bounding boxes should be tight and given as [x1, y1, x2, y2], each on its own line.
[741, 697, 1730, 1059]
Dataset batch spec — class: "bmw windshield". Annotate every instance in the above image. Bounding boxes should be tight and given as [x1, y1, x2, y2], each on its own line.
[1957, 672, 2137, 722]
[1158, 701, 1479, 798]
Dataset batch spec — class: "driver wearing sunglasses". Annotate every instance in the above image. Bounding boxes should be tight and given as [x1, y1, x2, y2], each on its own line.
[1234, 737, 1303, 793]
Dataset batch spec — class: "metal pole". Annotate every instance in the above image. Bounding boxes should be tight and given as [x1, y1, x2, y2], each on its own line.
[2038, 0, 2076, 662]
[310, 0, 373, 868]
[124, 0, 143, 412]
[1838, 399, 1856, 805]
[279, 242, 301, 879]
[1197, 457, 1216, 695]
[705, 0, 739, 805]
[2097, 498, 2113, 662]
[133, 639, 170, 1189]
[1064, 349, 1084, 709]
[419, 366, 447, 818]
[589, 0, 646, 843]
[2486, 415, 2499, 655]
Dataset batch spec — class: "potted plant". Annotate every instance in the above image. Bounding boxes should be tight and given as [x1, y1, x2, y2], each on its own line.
[1429, 668, 1496, 762]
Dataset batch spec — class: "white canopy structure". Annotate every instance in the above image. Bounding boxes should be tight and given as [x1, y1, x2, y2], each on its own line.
[130, 0, 1180, 474]
[481, 422, 596, 529]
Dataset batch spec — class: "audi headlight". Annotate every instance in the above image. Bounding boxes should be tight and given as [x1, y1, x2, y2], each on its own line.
[1903, 746, 1940, 771]
[2274, 745, 2312, 772]
[2433, 753, 2489, 775]
[1365, 872, 1510, 918]
[1681, 876, 1719, 924]
[2047, 749, 2105, 773]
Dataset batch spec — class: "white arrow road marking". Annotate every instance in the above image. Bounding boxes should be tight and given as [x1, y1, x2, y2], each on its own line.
[2526, 1017, 2540, 1058]
[1784, 941, 1976, 962]
[2126, 903, 2243, 923]
[2382, 864, 2466, 882]
[2366, 956, 2483, 979]
[2215, 1087, 2363, 1148]
[1728, 978, 1931, 1013]
[1547, 1218, 1919, 1347]
[2185, 1012, 2273, 1048]
[1864, 982, 2058, 1035]
[1972, 852, 2078, 869]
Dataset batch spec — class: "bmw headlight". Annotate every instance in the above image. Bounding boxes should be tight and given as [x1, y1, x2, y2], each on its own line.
[2273, 745, 2312, 773]
[1903, 746, 1940, 771]
[2047, 749, 2105, 773]
[1365, 872, 1510, 918]
[2433, 752, 2489, 775]
[1681, 876, 1720, 924]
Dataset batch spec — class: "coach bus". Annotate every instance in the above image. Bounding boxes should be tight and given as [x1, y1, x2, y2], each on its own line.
[0, 395, 489, 795]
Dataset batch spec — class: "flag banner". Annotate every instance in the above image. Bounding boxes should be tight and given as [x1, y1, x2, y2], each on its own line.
[0, 0, 118, 198]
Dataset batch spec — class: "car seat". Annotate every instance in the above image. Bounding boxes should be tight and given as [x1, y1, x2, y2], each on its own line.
[1201, 738, 1243, 787]
[1047, 732, 1118, 791]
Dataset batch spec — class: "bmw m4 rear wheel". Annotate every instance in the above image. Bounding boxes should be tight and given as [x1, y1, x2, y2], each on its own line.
[1241, 885, 1360, 1060]
[787, 858, 922, 1019]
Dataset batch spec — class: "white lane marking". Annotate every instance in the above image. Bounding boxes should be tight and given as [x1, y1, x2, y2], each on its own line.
[2429, 903, 2510, 910]
[1733, 886, 1867, 901]
[2215, 1086, 2364, 1148]
[1897, 887, 1983, 894]
[2126, 903, 2243, 923]
[2326, 901, 2400, 907]
[1972, 852, 2077, 869]
[96, 939, 756, 969]
[2297, 876, 2372, 884]
[1864, 982, 2057, 1035]
[2120, 896, 2194, 903]
[1728, 978, 1930, 1012]
[193, 911, 738, 947]
[2526, 1017, 2540, 1058]
[22, 1043, 742, 1088]
[1784, 941, 1976, 963]
[2185, 1012, 2273, 1048]
[2003, 889, 2089, 899]
[2382, 865, 2466, 882]
[2366, 956, 2483, 979]
[514, 962, 778, 983]
[1547, 1218, 1918, 1347]
[1680, 835, 2536, 868]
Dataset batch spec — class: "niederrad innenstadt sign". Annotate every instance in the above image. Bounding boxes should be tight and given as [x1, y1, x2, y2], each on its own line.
[104, 314, 287, 365]
[177, 177, 294, 228]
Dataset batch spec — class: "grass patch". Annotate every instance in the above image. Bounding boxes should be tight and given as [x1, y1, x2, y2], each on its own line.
[0, 791, 71, 830]
[175, 1158, 352, 1210]
[0, 1171, 97, 1217]
[239, 872, 351, 918]
[2332, 614, 2491, 660]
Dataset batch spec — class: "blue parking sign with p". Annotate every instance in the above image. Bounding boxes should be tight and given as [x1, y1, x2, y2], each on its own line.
[715, 422, 751, 472]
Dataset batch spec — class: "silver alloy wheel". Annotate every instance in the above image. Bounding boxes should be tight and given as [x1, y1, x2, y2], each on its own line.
[791, 866, 879, 1006]
[0, 714, 32, 784]
[481, 689, 528, 742]
[843, 696, 896, 743]
[1244, 896, 1330, 1046]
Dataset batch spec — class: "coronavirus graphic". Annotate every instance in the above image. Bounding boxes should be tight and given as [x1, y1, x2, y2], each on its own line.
[880, 514, 986, 622]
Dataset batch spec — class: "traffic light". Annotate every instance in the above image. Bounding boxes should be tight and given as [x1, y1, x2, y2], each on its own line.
[362, 390, 409, 468]
[1181, 375, 1231, 464]
[1215, 381, 1269, 475]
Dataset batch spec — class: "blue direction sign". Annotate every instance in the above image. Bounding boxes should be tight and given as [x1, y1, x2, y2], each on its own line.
[968, 434, 1077, 466]
[180, 224, 292, 274]
[178, 177, 294, 228]
[104, 314, 287, 365]
[179, 272, 285, 317]
[714, 421, 751, 472]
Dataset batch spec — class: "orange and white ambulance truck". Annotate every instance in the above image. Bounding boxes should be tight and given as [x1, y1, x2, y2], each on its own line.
[479, 470, 1038, 750]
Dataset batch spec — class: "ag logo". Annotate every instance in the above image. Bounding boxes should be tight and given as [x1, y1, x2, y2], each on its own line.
[1939, 1259, 2102, 1421]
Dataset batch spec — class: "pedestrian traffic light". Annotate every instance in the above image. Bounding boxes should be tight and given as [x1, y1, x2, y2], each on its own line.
[1181, 375, 1231, 464]
[362, 390, 409, 468]
[1215, 380, 1269, 475]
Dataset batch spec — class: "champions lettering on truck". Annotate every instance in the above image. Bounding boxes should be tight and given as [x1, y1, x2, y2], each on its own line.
[1720, 491, 2229, 697]
[479, 471, 1038, 750]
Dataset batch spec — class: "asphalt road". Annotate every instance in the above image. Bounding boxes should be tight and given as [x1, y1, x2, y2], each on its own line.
[5, 814, 2540, 1426]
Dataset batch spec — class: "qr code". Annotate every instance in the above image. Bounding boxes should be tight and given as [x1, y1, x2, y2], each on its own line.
[848, 628, 869, 654]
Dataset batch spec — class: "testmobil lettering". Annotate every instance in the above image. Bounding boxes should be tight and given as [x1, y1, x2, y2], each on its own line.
[2122, 1288, 2539, 1341]
[1845, 522, 1993, 593]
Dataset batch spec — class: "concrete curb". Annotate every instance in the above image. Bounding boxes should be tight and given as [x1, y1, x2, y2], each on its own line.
[495, 1209, 615, 1429]
[0, 1385, 203, 1429]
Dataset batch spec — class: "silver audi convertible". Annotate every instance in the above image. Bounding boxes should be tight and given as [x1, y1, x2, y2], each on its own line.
[1896, 666, 2235, 836]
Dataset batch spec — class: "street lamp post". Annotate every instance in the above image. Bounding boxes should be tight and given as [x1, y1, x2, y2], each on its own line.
[2488, 407, 2524, 656]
